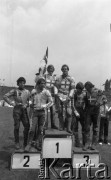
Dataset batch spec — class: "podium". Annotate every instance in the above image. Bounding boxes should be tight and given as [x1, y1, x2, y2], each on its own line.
[11, 152, 40, 170]
[73, 147, 100, 168]
[42, 129, 72, 158]
[11, 129, 100, 170]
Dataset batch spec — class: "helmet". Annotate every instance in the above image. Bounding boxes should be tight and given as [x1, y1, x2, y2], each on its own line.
[17, 77, 26, 85]
[76, 82, 84, 90]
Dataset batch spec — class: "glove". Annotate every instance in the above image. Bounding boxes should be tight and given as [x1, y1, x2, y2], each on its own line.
[10, 101, 16, 107]
[66, 96, 71, 101]
[41, 104, 47, 109]
[74, 109, 80, 117]
[22, 104, 27, 109]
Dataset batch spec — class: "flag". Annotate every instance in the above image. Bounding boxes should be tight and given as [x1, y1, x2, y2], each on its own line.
[39, 47, 48, 74]
[35, 47, 48, 79]
[43, 47, 48, 64]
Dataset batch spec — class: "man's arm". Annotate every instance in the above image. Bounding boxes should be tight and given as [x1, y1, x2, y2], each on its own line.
[54, 76, 65, 93]
[69, 77, 75, 98]
[74, 92, 77, 106]
[29, 89, 36, 108]
[3, 89, 16, 106]
[54, 76, 60, 89]
[23, 90, 31, 108]
[45, 90, 53, 109]
[96, 90, 104, 106]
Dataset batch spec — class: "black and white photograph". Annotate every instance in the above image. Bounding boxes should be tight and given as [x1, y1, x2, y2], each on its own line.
[0, 0, 111, 179]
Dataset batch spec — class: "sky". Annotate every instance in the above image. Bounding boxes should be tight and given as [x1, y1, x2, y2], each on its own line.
[0, 0, 111, 89]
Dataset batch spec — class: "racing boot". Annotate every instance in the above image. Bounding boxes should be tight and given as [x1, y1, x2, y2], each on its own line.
[59, 116, 64, 131]
[24, 143, 31, 152]
[67, 117, 72, 134]
[15, 143, 21, 150]
[74, 132, 81, 147]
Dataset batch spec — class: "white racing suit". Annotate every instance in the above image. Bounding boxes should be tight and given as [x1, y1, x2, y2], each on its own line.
[55, 75, 75, 132]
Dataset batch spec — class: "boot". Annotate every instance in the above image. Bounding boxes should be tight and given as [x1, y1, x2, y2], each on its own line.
[82, 145, 87, 151]
[51, 124, 58, 129]
[67, 118, 72, 134]
[15, 143, 21, 150]
[89, 144, 95, 150]
[82, 132, 91, 151]
[44, 110, 48, 130]
[59, 115, 64, 131]
[82, 132, 86, 146]
[82, 142, 90, 151]
[36, 140, 42, 151]
[92, 135, 97, 145]
[44, 119, 48, 130]
[51, 115, 58, 129]
[24, 143, 31, 152]
[82, 133, 87, 150]
[36, 136, 42, 151]
[74, 132, 80, 147]
[90, 135, 97, 150]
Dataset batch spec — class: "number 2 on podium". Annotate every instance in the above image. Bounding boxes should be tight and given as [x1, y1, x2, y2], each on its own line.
[56, 142, 59, 153]
[23, 155, 30, 167]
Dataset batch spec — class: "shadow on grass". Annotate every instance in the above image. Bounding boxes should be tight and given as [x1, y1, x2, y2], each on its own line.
[2, 136, 24, 151]
[0, 151, 11, 170]
[3, 144, 15, 151]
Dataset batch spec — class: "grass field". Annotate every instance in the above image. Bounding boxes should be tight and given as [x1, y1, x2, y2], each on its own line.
[0, 107, 111, 180]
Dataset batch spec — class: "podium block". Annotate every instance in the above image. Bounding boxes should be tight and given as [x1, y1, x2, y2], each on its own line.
[42, 129, 73, 159]
[10, 129, 100, 171]
[11, 152, 40, 170]
[72, 147, 100, 168]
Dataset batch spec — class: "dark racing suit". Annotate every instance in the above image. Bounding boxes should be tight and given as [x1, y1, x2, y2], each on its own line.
[3, 88, 30, 146]
[74, 90, 86, 147]
[84, 88, 102, 148]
